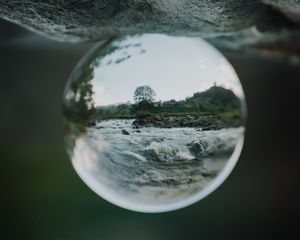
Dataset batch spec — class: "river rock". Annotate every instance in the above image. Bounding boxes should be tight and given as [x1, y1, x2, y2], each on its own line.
[88, 121, 96, 127]
[187, 140, 208, 159]
[152, 115, 162, 121]
[133, 113, 240, 130]
[1, 0, 300, 63]
[121, 129, 130, 135]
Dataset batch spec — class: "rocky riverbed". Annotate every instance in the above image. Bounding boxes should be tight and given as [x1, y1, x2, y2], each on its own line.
[132, 113, 242, 130]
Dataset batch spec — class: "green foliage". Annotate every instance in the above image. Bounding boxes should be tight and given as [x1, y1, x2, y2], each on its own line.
[95, 103, 134, 120]
[64, 38, 120, 127]
[63, 56, 96, 126]
[185, 85, 241, 113]
[95, 85, 241, 120]
[132, 100, 155, 113]
[133, 85, 156, 103]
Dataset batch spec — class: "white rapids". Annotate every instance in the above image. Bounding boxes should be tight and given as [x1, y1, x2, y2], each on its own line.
[70, 119, 244, 211]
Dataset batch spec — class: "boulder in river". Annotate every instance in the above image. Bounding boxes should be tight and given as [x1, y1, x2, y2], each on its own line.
[121, 129, 130, 135]
[187, 140, 208, 159]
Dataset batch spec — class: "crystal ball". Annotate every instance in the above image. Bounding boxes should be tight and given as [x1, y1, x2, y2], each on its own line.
[63, 34, 246, 212]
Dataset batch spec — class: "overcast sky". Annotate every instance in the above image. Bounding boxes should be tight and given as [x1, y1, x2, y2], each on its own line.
[90, 34, 244, 106]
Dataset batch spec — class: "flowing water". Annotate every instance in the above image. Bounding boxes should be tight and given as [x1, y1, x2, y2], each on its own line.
[70, 119, 243, 208]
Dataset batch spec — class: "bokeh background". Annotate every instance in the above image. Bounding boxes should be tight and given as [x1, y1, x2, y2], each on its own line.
[1, 19, 299, 239]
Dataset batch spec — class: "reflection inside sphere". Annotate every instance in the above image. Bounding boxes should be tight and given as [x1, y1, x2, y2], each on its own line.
[63, 34, 246, 212]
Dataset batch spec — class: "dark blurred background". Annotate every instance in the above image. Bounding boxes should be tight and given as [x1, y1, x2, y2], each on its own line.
[0, 19, 299, 239]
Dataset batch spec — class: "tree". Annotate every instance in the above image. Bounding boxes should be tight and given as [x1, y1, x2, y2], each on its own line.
[185, 85, 240, 112]
[133, 85, 156, 103]
[64, 60, 95, 125]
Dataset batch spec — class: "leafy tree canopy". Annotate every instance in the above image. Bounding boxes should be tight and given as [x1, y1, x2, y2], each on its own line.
[133, 85, 156, 103]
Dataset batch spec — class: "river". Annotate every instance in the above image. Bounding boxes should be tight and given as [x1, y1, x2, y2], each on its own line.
[70, 119, 244, 210]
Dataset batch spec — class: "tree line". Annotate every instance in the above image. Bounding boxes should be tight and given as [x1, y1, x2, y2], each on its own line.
[95, 84, 241, 120]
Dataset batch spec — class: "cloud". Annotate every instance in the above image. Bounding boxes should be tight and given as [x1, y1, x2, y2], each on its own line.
[93, 83, 112, 106]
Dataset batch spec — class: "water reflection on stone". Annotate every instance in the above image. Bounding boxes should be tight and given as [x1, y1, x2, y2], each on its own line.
[63, 34, 246, 212]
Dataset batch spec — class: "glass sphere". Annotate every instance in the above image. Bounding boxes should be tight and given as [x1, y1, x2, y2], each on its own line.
[63, 34, 246, 212]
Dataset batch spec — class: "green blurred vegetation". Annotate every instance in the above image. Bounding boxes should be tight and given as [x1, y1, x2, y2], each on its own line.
[63, 39, 117, 127]
[63, 55, 96, 127]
